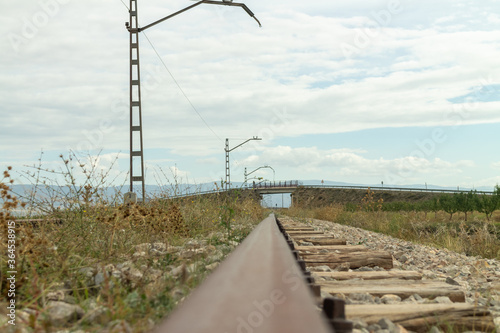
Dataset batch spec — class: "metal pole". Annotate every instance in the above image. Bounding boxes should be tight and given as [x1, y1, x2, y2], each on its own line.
[244, 165, 274, 183]
[140, 1, 205, 31]
[127, 0, 145, 203]
[125, 1, 260, 200]
[225, 137, 261, 190]
[225, 138, 230, 190]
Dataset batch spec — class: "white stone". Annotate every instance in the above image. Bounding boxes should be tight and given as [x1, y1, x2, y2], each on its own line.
[205, 262, 219, 271]
[46, 301, 84, 326]
[381, 294, 402, 304]
[434, 296, 453, 304]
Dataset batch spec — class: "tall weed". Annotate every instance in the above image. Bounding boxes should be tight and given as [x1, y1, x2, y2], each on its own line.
[0, 155, 265, 332]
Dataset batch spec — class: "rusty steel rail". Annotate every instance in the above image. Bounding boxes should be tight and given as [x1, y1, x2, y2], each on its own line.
[153, 214, 336, 333]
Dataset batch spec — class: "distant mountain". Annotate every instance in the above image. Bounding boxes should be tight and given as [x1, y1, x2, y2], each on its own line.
[6, 180, 496, 203]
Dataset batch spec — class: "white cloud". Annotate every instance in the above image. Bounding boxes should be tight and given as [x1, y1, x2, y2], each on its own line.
[461, 176, 500, 189]
[488, 14, 500, 24]
[196, 157, 219, 165]
[1, 0, 499, 187]
[236, 145, 474, 185]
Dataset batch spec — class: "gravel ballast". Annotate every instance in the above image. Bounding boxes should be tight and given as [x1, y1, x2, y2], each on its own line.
[284, 216, 500, 332]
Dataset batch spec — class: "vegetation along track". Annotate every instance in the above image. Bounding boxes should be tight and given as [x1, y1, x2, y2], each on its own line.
[153, 213, 497, 333]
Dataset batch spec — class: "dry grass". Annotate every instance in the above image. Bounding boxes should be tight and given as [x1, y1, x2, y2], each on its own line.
[287, 188, 500, 259]
[288, 205, 500, 260]
[0, 160, 266, 332]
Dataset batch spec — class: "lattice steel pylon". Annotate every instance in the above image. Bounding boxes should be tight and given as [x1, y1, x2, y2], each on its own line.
[124, 0, 261, 202]
[127, 0, 145, 201]
[225, 138, 230, 190]
[224, 136, 262, 191]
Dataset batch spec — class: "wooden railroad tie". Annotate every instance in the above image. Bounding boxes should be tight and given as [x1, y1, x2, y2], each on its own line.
[304, 251, 394, 270]
[291, 236, 347, 246]
[286, 230, 325, 235]
[281, 220, 496, 333]
[347, 303, 495, 333]
[321, 279, 465, 303]
[312, 270, 423, 281]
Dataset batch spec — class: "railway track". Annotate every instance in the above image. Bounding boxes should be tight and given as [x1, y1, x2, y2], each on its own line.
[153, 214, 496, 333]
[153, 213, 335, 333]
[280, 216, 496, 332]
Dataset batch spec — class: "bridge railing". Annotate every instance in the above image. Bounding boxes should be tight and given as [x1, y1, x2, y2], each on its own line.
[252, 180, 303, 189]
[299, 184, 494, 195]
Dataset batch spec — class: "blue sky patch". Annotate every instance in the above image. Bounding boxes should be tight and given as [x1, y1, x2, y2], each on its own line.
[448, 84, 500, 104]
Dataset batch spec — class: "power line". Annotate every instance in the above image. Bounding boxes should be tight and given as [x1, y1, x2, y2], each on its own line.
[119, 0, 129, 11]
[141, 32, 223, 141]
[118, 0, 223, 142]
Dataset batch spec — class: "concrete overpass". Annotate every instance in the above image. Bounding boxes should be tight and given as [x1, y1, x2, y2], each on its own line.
[167, 182, 494, 208]
[251, 180, 300, 195]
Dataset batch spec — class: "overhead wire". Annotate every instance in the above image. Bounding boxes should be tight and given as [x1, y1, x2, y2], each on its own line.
[119, 0, 129, 10]
[119, 0, 223, 142]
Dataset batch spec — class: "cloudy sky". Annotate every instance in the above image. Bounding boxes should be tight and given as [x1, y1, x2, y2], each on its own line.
[1, 0, 500, 191]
